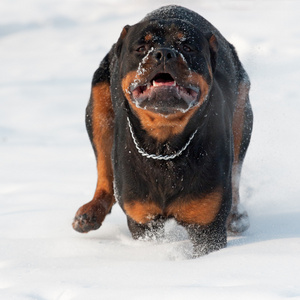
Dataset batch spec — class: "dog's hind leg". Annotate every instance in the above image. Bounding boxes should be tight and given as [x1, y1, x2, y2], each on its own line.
[227, 80, 253, 234]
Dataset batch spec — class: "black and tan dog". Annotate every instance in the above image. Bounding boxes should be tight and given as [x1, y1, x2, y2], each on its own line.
[72, 5, 253, 256]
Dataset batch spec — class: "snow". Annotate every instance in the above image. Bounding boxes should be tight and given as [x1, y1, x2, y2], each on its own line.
[1, 0, 300, 299]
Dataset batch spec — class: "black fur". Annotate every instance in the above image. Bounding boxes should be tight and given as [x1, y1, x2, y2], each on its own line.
[87, 6, 253, 256]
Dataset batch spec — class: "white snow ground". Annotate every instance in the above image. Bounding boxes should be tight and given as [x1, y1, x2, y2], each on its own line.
[0, 0, 300, 299]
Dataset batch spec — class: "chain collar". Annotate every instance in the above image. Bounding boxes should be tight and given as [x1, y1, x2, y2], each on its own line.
[127, 117, 198, 161]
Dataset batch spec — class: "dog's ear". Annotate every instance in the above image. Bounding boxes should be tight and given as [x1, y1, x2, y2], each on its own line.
[116, 25, 131, 57]
[208, 34, 218, 73]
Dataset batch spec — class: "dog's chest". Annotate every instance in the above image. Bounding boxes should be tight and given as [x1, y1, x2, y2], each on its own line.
[129, 154, 191, 202]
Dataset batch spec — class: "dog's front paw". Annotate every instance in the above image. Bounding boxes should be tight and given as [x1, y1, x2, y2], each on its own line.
[72, 199, 108, 233]
[227, 208, 250, 234]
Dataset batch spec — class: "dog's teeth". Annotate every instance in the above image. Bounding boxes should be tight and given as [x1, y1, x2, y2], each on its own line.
[153, 80, 176, 87]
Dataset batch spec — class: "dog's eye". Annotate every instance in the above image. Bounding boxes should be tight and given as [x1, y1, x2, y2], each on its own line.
[182, 45, 193, 52]
[136, 45, 146, 53]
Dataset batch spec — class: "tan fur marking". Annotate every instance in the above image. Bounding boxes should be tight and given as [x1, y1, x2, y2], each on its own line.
[92, 82, 115, 196]
[177, 32, 185, 40]
[124, 201, 163, 224]
[166, 190, 223, 225]
[121, 71, 210, 142]
[120, 26, 129, 40]
[209, 34, 218, 53]
[187, 72, 210, 105]
[124, 189, 222, 225]
[144, 33, 153, 42]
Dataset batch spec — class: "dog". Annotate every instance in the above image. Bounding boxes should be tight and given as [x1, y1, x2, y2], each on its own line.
[72, 5, 253, 256]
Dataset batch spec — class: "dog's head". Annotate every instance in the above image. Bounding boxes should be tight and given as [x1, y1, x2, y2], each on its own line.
[117, 19, 218, 140]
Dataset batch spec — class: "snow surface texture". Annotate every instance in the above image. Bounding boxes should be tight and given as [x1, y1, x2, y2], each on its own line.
[1, 0, 300, 299]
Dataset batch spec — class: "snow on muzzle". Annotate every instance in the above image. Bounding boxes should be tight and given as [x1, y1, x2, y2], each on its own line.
[130, 73, 200, 115]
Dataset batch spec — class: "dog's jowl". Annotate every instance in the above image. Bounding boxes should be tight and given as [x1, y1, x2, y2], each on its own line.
[72, 5, 253, 256]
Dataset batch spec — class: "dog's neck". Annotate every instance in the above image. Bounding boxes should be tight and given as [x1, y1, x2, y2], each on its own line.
[127, 117, 198, 161]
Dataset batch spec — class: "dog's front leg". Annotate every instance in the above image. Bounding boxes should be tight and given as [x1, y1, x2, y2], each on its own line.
[73, 52, 116, 233]
[182, 220, 227, 257]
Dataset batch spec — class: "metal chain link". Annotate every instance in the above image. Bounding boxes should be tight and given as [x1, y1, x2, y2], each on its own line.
[127, 117, 198, 161]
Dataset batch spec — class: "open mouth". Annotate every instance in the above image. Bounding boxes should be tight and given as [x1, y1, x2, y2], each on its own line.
[129, 73, 200, 114]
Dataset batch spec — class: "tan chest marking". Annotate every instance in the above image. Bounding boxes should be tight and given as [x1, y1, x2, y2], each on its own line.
[124, 189, 222, 225]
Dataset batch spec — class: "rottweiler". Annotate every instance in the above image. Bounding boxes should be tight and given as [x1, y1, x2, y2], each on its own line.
[72, 5, 253, 256]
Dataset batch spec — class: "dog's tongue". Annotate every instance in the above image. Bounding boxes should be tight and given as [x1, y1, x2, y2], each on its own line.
[153, 79, 176, 87]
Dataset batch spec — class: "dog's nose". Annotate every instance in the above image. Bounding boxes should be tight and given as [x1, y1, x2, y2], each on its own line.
[153, 48, 177, 63]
